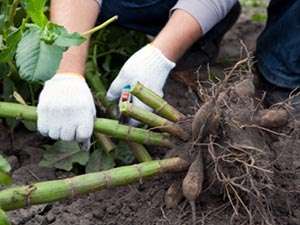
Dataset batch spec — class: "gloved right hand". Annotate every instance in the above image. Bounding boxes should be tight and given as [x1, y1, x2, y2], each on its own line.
[37, 73, 96, 143]
[106, 44, 176, 125]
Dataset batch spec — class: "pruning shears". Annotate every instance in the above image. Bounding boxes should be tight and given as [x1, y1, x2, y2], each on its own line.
[118, 84, 132, 124]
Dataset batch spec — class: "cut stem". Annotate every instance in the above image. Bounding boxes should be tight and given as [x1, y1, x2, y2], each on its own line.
[127, 142, 152, 162]
[0, 158, 189, 211]
[131, 82, 185, 122]
[94, 133, 116, 154]
[82, 16, 118, 36]
[0, 102, 172, 147]
[120, 102, 189, 141]
[85, 71, 116, 117]
[86, 71, 153, 160]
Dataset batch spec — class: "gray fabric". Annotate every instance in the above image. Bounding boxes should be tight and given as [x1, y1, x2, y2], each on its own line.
[171, 0, 238, 33]
[94, 0, 102, 7]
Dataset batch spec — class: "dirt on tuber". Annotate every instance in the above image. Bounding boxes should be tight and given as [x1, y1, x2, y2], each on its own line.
[255, 108, 289, 128]
[164, 180, 184, 209]
[182, 150, 204, 225]
[192, 99, 216, 141]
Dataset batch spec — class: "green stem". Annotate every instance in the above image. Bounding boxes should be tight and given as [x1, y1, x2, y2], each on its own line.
[85, 70, 116, 117]
[0, 102, 172, 147]
[131, 82, 186, 122]
[0, 209, 11, 225]
[94, 133, 115, 154]
[28, 83, 36, 106]
[0, 158, 189, 211]
[85, 70, 153, 161]
[127, 142, 152, 162]
[82, 16, 118, 36]
[120, 102, 189, 141]
[94, 119, 172, 147]
[8, 0, 20, 27]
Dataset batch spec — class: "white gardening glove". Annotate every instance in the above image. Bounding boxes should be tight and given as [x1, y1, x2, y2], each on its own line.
[37, 73, 96, 144]
[106, 44, 176, 125]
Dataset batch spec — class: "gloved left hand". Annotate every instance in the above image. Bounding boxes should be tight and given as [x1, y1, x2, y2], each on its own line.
[106, 44, 176, 125]
[37, 73, 96, 143]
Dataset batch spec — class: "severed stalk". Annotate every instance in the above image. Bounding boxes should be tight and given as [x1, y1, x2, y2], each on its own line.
[127, 142, 152, 162]
[0, 158, 189, 212]
[0, 102, 172, 147]
[82, 16, 118, 36]
[94, 133, 115, 154]
[131, 82, 185, 122]
[120, 102, 189, 141]
[85, 70, 116, 117]
[86, 64, 117, 154]
[85, 71, 153, 162]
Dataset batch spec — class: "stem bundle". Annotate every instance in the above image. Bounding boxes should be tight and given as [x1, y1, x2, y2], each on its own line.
[131, 82, 185, 122]
[86, 70, 153, 162]
[120, 102, 189, 140]
[0, 102, 172, 147]
[0, 158, 189, 211]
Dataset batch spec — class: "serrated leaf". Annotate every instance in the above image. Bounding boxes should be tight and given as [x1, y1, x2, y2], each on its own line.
[86, 148, 115, 173]
[23, 0, 48, 27]
[16, 26, 64, 82]
[113, 142, 135, 165]
[41, 23, 85, 46]
[55, 31, 86, 47]
[39, 141, 89, 171]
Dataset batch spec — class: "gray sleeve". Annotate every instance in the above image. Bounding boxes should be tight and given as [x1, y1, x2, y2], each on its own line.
[171, 0, 238, 34]
[94, 0, 102, 7]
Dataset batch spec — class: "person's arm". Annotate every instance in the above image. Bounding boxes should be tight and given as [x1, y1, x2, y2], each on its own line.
[37, 0, 100, 144]
[106, 10, 203, 125]
[51, 0, 99, 75]
[152, 9, 203, 62]
[106, 1, 237, 125]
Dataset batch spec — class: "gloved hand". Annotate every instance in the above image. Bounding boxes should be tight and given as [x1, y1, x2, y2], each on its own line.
[106, 44, 176, 125]
[37, 73, 96, 143]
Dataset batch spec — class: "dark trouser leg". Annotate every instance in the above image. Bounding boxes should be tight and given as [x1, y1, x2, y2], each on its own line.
[256, 0, 300, 89]
[99, 0, 178, 36]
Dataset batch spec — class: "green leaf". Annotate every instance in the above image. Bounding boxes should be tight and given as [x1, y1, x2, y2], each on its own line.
[55, 31, 86, 47]
[113, 142, 135, 165]
[0, 155, 11, 174]
[0, 28, 22, 63]
[16, 26, 64, 82]
[41, 23, 86, 47]
[86, 148, 115, 173]
[0, 63, 9, 79]
[0, 154, 12, 186]
[0, 171, 12, 186]
[0, 208, 11, 225]
[21, 120, 37, 131]
[39, 141, 89, 171]
[23, 0, 48, 27]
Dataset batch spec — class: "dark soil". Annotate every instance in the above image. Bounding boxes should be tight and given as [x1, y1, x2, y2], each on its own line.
[2, 12, 300, 225]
